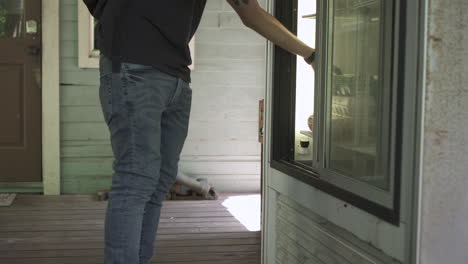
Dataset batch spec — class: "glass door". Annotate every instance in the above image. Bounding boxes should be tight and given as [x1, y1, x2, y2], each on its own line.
[270, 0, 402, 223]
[320, 0, 395, 207]
[294, 0, 317, 166]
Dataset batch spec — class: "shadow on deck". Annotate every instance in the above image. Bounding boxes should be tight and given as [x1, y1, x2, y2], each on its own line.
[0, 194, 261, 264]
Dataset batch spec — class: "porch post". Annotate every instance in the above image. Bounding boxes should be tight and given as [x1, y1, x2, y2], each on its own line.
[42, 0, 61, 195]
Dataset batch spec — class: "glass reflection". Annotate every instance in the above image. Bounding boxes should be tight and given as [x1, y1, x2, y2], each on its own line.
[0, 0, 24, 38]
[326, 0, 389, 190]
[294, 0, 317, 165]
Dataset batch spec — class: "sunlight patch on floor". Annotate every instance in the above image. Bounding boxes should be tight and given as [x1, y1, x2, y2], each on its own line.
[222, 194, 261, 232]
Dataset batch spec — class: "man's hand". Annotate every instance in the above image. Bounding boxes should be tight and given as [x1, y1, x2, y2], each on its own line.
[227, 0, 314, 59]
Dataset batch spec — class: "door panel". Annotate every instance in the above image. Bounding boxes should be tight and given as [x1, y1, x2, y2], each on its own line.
[0, 64, 24, 145]
[0, 0, 42, 182]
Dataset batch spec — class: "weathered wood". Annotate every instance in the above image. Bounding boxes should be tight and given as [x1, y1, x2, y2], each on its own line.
[275, 194, 401, 264]
[0, 244, 260, 258]
[0, 237, 260, 251]
[1, 255, 261, 264]
[0, 194, 260, 263]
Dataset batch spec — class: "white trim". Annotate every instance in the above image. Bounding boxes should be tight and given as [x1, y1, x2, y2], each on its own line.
[42, 0, 61, 195]
[412, 0, 428, 263]
[261, 1, 275, 263]
[78, 0, 99, 68]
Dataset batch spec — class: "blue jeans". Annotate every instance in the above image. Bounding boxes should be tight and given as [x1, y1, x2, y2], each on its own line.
[99, 56, 192, 264]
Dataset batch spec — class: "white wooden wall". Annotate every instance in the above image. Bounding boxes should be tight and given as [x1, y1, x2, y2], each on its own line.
[180, 0, 267, 192]
[274, 192, 401, 264]
[263, 170, 407, 264]
[418, 0, 468, 263]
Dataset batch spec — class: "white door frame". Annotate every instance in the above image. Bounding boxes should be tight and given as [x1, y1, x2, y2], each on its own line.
[42, 0, 61, 195]
[260, 0, 428, 263]
[261, 1, 276, 263]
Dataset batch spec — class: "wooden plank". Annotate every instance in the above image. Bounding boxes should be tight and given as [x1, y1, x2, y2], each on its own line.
[8, 197, 229, 207]
[60, 105, 262, 124]
[0, 204, 231, 212]
[0, 237, 260, 251]
[195, 28, 265, 45]
[276, 195, 399, 264]
[0, 232, 260, 244]
[4, 259, 260, 264]
[1, 197, 230, 208]
[0, 244, 260, 258]
[0, 194, 260, 263]
[0, 226, 250, 236]
[60, 175, 260, 194]
[0, 221, 247, 232]
[1, 255, 260, 264]
[0, 216, 239, 226]
[276, 219, 350, 264]
[11, 194, 249, 202]
[60, 142, 260, 160]
[0, 210, 235, 218]
[61, 121, 259, 142]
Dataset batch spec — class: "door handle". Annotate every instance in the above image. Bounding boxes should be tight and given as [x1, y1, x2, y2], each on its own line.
[258, 99, 264, 144]
[27, 46, 41, 56]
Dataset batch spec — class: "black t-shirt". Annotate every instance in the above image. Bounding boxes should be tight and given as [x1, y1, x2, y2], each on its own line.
[84, 0, 207, 82]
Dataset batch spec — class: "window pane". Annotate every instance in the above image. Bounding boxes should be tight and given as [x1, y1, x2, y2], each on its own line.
[0, 0, 24, 38]
[326, 0, 389, 190]
[93, 18, 100, 50]
[294, 0, 317, 165]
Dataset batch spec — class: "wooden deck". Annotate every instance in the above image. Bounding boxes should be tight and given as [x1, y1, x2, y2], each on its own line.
[0, 194, 261, 264]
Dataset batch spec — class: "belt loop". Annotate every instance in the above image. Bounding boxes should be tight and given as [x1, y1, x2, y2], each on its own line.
[112, 56, 122, 73]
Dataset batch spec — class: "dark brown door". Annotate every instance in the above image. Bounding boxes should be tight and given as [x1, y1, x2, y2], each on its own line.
[0, 0, 42, 182]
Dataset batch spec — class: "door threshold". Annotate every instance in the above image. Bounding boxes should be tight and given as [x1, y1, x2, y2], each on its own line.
[0, 182, 43, 193]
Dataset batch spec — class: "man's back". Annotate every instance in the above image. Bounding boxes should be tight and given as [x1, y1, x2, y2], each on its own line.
[85, 0, 207, 82]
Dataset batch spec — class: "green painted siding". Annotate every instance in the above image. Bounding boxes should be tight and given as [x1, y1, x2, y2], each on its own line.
[59, 0, 265, 194]
[60, 0, 107, 194]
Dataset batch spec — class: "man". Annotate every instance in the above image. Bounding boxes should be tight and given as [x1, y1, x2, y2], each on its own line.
[84, 1, 316, 263]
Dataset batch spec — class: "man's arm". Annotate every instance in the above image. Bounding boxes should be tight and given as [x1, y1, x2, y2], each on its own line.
[227, 0, 315, 60]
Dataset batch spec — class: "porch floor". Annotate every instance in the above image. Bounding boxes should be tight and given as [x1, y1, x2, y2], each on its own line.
[0, 193, 261, 264]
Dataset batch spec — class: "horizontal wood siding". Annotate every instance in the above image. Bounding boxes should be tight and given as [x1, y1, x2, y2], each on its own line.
[275, 194, 401, 264]
[59, 0, 265, 194]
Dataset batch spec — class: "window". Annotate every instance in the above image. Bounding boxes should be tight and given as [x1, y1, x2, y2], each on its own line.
[0, 0, 25, 39]
[271, 0, 405, 224]
[78, 0, 99, 68]
[77, 0, 196, 69]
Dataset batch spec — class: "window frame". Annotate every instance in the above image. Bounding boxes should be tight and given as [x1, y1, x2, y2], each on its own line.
[270, 0, 407, 225]
[318, 0, 397, 209]
[78, 0, 99, 68]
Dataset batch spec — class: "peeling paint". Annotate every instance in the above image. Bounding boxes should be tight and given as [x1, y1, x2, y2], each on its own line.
[420, 0, 468, 263]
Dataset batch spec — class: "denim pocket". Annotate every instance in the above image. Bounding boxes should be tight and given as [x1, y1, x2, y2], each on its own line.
[171, 79, 192, 111]
[99, 73, 113, 125]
